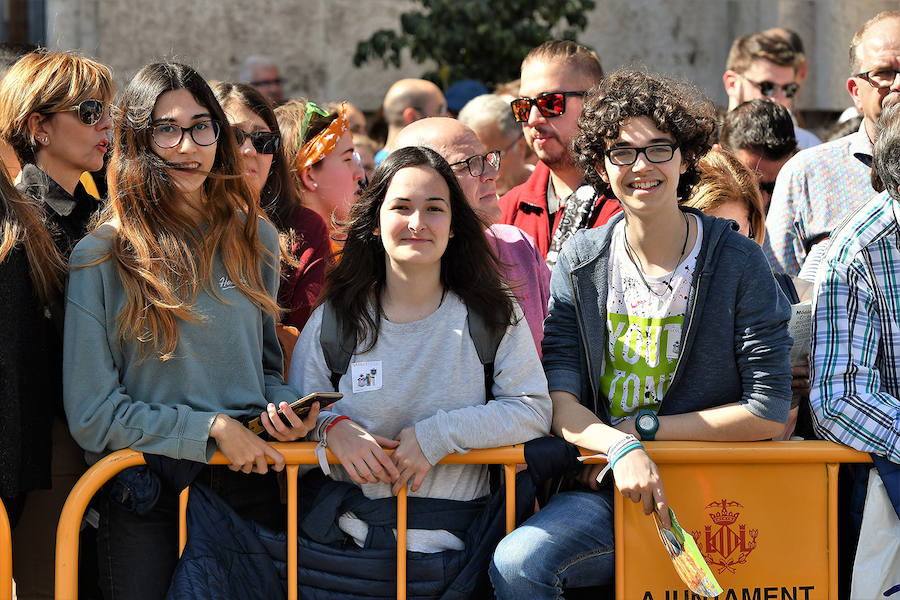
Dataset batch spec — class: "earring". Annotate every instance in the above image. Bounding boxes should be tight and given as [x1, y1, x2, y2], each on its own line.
[40, 136, 49, 144]
[311, 182, 318, 189]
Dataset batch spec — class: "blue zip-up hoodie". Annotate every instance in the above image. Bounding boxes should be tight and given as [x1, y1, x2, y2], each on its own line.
[542, 207, 792, 425]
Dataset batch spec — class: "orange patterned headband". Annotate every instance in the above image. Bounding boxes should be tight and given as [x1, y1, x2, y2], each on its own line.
[296, 102, 350, 171]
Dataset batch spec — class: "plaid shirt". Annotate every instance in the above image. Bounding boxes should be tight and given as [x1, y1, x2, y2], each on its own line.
[763, 122, 872, 276]
[810, 191, 900, 462]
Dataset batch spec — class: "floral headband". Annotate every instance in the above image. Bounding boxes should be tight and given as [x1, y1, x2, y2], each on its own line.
[296, 101, 349, 171]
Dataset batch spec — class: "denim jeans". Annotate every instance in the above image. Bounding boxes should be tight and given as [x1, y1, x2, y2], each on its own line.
[96, 466, 282, 600]
[490, 488, 615, 599]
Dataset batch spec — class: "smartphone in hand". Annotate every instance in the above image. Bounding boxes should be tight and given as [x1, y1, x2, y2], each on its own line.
[245, 391, 342, 435]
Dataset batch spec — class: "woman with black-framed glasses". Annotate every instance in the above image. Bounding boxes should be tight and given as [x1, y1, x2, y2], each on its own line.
[62, 63, 318, 600]
[213, 82, 333, 367]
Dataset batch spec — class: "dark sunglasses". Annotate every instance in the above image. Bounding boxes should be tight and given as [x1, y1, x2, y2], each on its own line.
[231, 127, 281, 155]
[742, 76, 799, 99]
[60, 99, 108, 126]
[510, 91, 585, 123]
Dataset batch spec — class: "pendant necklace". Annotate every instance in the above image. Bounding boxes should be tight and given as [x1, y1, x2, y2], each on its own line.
[623, 212, 690, 297]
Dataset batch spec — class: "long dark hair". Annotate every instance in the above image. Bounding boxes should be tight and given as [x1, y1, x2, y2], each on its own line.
[323, 146, 514, 351]
[212, 81, 299, 231]
[101, 62, 278, 360]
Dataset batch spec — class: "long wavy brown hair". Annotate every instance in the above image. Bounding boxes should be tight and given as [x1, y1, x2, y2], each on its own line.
[101, 62, 279, 360]
[0, 167, 62, 305]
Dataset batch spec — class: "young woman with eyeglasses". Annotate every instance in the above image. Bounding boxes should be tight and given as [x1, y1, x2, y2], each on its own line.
[275, 99, 365, 249]
[287, 147, 549, 593]
[213, 82, 332, 343]
[491, 70, 792, 597]
[62, 63, 318, 600]
[0, 50, 112, 540]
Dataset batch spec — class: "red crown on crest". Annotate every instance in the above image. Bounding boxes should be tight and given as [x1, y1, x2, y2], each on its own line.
[706, 499, 742, 526]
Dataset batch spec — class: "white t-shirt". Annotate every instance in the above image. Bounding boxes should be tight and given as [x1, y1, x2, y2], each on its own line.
[601, 214, 703, 421]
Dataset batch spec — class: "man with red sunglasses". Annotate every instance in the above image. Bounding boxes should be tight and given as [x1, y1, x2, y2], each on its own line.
[499, 40, 619, 267]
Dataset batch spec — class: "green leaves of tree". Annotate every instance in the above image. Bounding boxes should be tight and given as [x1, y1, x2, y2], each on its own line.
[353, 0, 596, 89]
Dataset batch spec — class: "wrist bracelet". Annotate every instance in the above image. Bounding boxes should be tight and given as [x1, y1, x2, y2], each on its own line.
[607, 434, 644, 470]
[325, 415, 350, 435]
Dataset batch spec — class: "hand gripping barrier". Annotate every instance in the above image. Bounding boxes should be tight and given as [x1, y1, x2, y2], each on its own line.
[0, 500, 11, 600]
[54, 441, 871, 600]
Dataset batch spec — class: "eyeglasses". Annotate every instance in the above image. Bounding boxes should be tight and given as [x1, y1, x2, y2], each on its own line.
[605, 143, 679, 166]
[741, 76, 799, 99]
[510, 91, 585, 123]
[250, 78, 283, 87]
[854, 68, 900, 89]
[59, 99, 108, 126]
[449, 150, 501, 177]
[231, 127, 281, 154]
[758, 180, 776, 196]
[151, 120, 220, 149]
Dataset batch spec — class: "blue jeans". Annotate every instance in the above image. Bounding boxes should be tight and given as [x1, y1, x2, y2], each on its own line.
[490, 488, 615, 599]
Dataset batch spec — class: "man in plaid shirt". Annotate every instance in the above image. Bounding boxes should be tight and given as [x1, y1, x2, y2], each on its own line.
[811, 100, 900, 464]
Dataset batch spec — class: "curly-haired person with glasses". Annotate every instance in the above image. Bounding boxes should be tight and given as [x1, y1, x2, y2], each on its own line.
[490, 70, 792, 597]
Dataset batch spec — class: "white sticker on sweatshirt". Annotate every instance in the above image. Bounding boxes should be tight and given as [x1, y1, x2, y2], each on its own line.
[351, 361, 382, 393]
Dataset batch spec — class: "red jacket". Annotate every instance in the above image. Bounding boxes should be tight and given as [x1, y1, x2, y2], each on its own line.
[498, 161, 621, 259]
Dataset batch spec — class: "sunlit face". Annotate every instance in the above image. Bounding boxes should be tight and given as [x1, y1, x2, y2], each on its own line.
[518, 59, 588, 170]
[708, 198, 752, 239]
[600, 116, 686, 218]
[471, 120, 524, 196]
[309, 133, 365, 224]
[37, 97, 111, 183]
[443, 132, 501, 226]
[376, 165, 452, 271]
[151, 88, 218, 201]
[849, 17, 900, 135]
[224, 102, 274, 198]
[736, 59, 798, 109]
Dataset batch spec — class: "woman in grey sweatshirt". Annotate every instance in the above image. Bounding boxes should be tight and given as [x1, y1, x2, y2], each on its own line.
[63, 63, 317, 600]
[289, 147, 552, 554]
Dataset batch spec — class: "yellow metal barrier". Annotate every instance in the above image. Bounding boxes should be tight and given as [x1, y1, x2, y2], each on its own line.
[0, 499, 12, 600]
[54, 443, 524, 600]
[53, 441, 872, 600]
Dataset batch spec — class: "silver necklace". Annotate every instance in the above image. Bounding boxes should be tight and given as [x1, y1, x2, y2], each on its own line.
[623, 212, 690, 297]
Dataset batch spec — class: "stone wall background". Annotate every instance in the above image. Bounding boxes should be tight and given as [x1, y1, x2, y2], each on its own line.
[40, 0, 900, 115]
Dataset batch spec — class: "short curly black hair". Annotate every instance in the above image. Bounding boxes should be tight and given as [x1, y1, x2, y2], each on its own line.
[573, 69, 717, 200]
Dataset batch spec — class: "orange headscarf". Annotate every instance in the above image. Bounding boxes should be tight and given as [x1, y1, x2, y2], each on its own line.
[296, 102, 350, 171]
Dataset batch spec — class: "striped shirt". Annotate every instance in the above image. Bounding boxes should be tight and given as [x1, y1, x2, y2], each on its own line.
[810, 191, 900, 462]
[763, 122, 872, 276]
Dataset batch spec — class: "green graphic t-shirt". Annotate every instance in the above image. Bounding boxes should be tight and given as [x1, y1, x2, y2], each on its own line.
[600, 217, 702, 420]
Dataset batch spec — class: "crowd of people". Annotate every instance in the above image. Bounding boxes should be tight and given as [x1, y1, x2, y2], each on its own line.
[0, 9, 898, 600]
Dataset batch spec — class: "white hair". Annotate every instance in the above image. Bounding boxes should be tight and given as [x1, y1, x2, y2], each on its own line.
[457, 94, 521, 141]
[239, 56, 278, 83]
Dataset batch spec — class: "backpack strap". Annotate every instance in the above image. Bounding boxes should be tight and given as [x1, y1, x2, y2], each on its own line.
[319, 301, 356, 392]
[466, 309, 504, 401]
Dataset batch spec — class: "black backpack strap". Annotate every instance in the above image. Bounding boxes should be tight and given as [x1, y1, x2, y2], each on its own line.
[465, 309, 504, 401]
[319, 301, 356, 392]
[466, 310, 503, 401]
